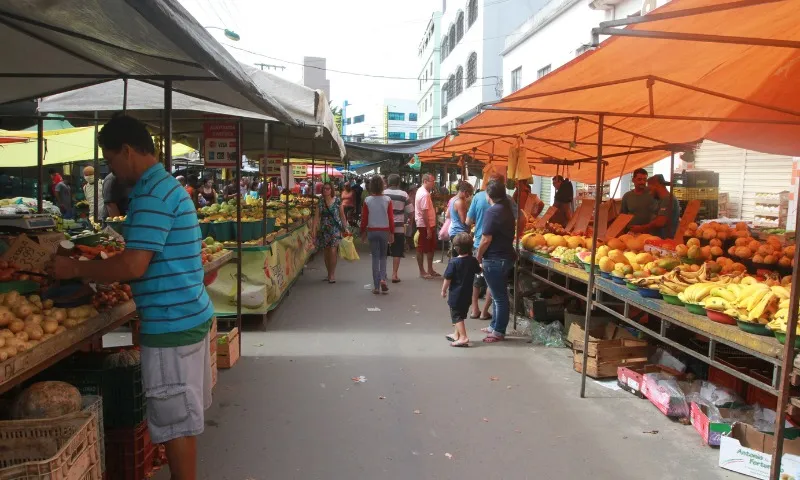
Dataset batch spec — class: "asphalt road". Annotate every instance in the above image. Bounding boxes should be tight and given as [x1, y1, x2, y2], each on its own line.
[154, 247, 746, 480]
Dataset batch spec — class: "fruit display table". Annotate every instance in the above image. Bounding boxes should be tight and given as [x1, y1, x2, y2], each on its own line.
[519, 251, 784, 395]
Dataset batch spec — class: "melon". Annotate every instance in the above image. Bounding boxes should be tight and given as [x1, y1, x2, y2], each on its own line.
[12, 381, 81, 420]
[547, 235, 567, 248]
[606, 238, 625, 251]
[625, 237, 645, 252]
[566, 236, 583, 249]
[532, 234, 547, 247]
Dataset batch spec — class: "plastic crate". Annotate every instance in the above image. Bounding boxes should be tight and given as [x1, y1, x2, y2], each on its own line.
[48, 350, 146, 429]
[104, 421, 156, 480]
[673, 171, 719, 188]
[0, 412, 102, 480]
[80, 396, 105, 474]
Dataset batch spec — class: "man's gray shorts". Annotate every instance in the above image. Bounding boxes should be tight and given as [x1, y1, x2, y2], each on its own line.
[140, 334, 212, 444]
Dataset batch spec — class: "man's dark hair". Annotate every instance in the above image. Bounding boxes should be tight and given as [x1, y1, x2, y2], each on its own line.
[452, 232, 473, 255]
[387, 173, 401, 187]
[458, 181, 474, 195]
[553, 175, 564, 183]
[632, 168, 648, 177]
[48, 168, 57, 175]
[97, 114, 155, 155]
[368, 175, 384, 195]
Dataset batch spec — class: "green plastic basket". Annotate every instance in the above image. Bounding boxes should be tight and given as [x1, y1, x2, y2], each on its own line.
[773, 331, 800, 348]
[207, 221, 234, 242]
[0, 280, 40, 294]
[736, 320, 772, 336]
[662, 294, 685, 306]
[685, 302, 707, 315]
[625, 281, 638, 291]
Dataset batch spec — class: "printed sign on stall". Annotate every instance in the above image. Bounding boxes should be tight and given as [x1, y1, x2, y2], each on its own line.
[203, 122, 239, 168]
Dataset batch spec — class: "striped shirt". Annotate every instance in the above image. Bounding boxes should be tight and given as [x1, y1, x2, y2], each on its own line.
[383, 188, 411, 234]
[123, 163, 212, 335]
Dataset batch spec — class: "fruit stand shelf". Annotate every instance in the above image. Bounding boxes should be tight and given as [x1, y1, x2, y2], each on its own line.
[0, 300, 136, 395]
[520, 251, 783, 395]
[204, 250, 233, 274]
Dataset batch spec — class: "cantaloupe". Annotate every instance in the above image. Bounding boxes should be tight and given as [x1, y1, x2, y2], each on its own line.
[11, 381, 81, 420]
[532, 234, 547, 247]
[566, 236, 583, 249]
[625, 237, 645, 252]
[547, 235, 567, 248]
[606, 238, 625, 250]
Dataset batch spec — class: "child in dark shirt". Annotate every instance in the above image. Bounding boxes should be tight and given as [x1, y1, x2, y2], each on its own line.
[441, 232, 482, 347]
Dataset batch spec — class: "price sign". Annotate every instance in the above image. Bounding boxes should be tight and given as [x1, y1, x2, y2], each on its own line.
[261, 155, 281, 176]
[203, 122, 239, 168]
[292, 165, 307, 178]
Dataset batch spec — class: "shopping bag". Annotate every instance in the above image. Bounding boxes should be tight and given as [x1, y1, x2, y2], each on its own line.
[339, 234, 360, 261]
[438, 218, 451, 241]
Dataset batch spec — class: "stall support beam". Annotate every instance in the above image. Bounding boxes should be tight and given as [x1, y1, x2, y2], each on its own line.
[163, 80, 173, 172]
[580, 113, 604, 399]
[770, 159, 800, 479]
[236, 119, 243, 348]
[93, 112, 99, 221]
[262, 123, 269, 246]
[36, 118, 44, 213]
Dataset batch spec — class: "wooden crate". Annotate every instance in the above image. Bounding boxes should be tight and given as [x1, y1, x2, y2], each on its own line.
[569, 323, 650, 379]
[216, 328, 240, 369]
[211, 359, 218, 389]
[209, 317, 217, 357]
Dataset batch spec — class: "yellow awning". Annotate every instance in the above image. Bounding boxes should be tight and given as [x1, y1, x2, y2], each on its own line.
[0, 127, 195, 167]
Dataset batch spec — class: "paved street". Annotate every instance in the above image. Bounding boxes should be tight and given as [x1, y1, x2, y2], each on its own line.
[156, 247, 745, 480]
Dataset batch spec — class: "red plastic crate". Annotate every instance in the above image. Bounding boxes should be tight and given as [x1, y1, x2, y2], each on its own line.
[708, 359, 748, 398]
[105, 421, 156, 480]
[745, 370, 778, 410]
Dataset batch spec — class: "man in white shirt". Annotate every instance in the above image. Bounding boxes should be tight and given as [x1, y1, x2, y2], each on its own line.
[415, 173, 439, 279]
[384, 174, 412, 282]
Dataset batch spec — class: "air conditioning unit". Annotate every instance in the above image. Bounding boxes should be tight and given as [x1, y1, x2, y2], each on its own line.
[589, 0, 625, 10]
[641, 0, 658, 14]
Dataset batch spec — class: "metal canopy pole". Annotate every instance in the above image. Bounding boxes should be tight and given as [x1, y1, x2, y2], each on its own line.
[122, 78, 128, 113]
[311, 144, 316, 195]
[261, 123, 269, 246]
[285, 133, 290, 230]
[236, 119, 243, 345]
[36, 118, 44, 213]
[580, 113, 604, 398]
[770, 171, 800, 479]
[163, 80, 172, 172]
[93, 112, 99, 221]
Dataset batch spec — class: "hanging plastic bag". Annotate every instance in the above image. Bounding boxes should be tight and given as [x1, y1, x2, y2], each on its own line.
[438, 218, 451, 241]
[339, 234, 359, 261]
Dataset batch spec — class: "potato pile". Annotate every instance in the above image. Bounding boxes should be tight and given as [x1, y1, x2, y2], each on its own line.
[0, 291, 98, 362]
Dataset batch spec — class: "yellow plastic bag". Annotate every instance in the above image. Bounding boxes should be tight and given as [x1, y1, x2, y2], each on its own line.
[339, 235, 360, 261]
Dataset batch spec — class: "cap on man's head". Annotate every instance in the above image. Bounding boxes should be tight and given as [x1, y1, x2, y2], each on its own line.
[648, 174, 670, 186]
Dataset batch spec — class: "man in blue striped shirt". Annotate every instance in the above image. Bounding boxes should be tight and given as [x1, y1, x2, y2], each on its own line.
[52, 115, 211, 480]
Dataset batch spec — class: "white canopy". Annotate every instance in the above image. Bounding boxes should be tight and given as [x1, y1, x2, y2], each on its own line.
[39, 65, 346, 160]
[0, 0, 297, 126]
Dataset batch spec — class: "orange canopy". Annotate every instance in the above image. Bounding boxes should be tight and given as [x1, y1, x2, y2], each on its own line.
[420, 0, 800, 183]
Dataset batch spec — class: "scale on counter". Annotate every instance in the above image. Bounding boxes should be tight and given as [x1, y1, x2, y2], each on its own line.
[0, 214, 57, 231]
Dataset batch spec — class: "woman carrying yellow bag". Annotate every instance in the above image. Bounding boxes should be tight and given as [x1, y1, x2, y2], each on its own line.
[313, 182, 347, 283]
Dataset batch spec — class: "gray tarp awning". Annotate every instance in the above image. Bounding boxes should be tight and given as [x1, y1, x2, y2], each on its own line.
[38, 65, 346, 160]
[0, 0, 297, 126]
[345, 137, 444, 163]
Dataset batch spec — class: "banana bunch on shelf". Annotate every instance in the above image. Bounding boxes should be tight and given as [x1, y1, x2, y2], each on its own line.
[663, 265, 743, 297]
[729, 281, 787, 324]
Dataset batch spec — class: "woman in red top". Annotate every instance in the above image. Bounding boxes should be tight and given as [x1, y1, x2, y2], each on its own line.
[341, 183, 355, 224]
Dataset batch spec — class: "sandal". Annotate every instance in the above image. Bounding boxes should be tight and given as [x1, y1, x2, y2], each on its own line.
[380, 282, 389, 293]
[480, 327, 494, 334]
[483, 334, 505, 343]
[450, 340, 470, 348]
[445, 334, 457, 342]
[420, 274, 433, 280]
[479, 315, 492, 320]
[372, 289, 380, 295]
[469, 312, 481, 319]
[428, 272, 442, 278]
[391, 279, 401, 283]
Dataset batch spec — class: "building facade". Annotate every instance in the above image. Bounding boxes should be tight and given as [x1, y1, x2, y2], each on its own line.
[500, 0, 670, 205]
[341, 98, 419, 144]
[301, 56, 330, 99]
[416, 12, 442, 140]
[437, 0, 547, 134]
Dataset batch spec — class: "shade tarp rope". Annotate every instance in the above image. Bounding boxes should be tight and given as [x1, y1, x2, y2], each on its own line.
[419, 0, 800, 183]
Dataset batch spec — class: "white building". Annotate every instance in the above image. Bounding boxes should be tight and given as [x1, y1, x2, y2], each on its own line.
[341, 98, 419, 144]
[301, 56, 330, 99]
[438, 0, 548, 134]
[500, 0, 671, 204]
[416, 12, 442, 140]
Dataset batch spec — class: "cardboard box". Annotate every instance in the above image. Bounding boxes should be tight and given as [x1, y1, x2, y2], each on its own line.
[691, 402, 738, 446]
[570, 323, 650, 379]
[217, 327, 240, 369]
[642, 373, 698, 417]
[720, 423, 800, 479]
[618, 364, 684, 398]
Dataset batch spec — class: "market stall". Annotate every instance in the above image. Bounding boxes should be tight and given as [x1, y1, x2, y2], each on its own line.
[416, 0, 800, 477]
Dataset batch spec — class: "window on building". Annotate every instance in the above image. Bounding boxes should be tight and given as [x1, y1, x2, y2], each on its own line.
[448, 24, 455, 51]
[346, 118, 352, 125]
[468, 0, 477, 27]
[409, 132, 418, 140]
[387, 112, 405, 121]
[537, 64, 551, 79]
[441, 36, 449, 59]
[430, 61, 433, 76]
[429, 92, 433, 107]
[409, 113, 418, 121]
[511, 67, 522, 93]
[456, 11, 464, 41]
[353, 115, 365, 124]
[424, 99, 427, 112]
[387, 132, 406, 140]
[575, 44, 591, 57]
[455, 66, 463, 96]
[448, 74, 456, 99]
[466, 52, 478, 87]
[419, 78, 422, 91]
